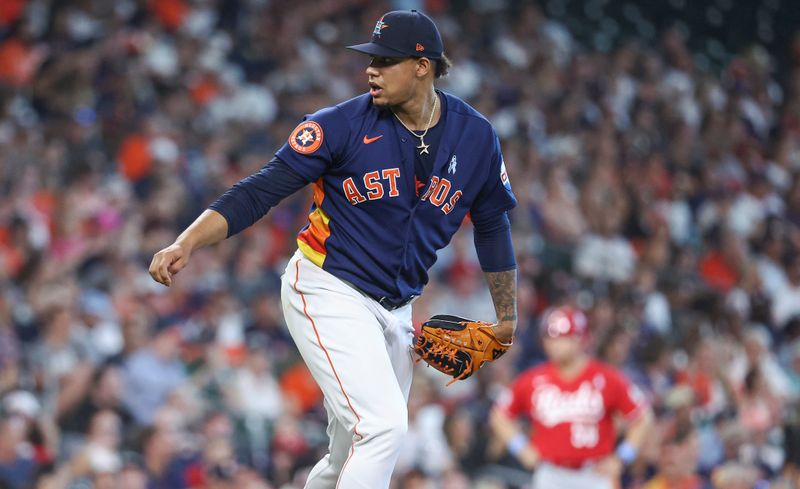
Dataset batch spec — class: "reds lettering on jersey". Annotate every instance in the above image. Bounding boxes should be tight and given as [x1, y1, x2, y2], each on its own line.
[498, 360, 647, 466]
[274, 91, 517, 305]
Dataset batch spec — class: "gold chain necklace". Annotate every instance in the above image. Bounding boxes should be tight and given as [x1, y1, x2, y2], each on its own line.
[392, 94, 438, 155]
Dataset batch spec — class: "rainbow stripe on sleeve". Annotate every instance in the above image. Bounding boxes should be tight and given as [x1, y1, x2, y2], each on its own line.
[297, 179, 331, 267]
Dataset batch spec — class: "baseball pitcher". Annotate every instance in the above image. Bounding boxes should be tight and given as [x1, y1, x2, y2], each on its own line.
[149, 9, 518, 489]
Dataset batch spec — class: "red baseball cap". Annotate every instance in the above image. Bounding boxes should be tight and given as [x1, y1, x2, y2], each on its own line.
[540, 306, 588, 339]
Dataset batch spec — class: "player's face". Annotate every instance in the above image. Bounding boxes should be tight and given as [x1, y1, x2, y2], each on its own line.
[365, 56, 423, 106]
[542, 335, 583, 364]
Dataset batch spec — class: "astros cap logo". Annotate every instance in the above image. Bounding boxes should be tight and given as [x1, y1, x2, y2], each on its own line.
[289, 121, 323, 154]
[373, 17, 389, 36]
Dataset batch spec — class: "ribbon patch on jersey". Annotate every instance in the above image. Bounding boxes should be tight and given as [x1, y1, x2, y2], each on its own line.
[289, 121, 324, 154]
[448, 154, 458, 174]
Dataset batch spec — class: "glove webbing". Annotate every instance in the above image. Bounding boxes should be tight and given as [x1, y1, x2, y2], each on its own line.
[415, 336, 473, 386]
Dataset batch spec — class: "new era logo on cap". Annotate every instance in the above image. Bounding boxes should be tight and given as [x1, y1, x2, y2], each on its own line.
[347, 10, 443, 60]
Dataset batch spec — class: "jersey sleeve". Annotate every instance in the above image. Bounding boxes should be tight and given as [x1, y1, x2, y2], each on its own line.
[607, 367, 648, 420]
[495, 371, 532, 418]
[473, 211, 516, 272]
[274, 106, 350, 182]
[209, 157, 310, 237]
[469, 132, 518, 220]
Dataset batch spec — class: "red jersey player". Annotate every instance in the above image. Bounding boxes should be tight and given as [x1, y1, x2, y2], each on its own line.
[490, 305, 654, 489]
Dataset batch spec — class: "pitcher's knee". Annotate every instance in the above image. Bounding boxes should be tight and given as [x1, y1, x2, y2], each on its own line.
[360, 411, 407, 447]
[385, 414, 408, 441]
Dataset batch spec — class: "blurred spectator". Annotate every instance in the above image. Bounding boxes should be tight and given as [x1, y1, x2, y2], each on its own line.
[675, 338, 730, 416]
[442, 408, 486, 476]
[122, 324, 186, 426]
[710, 461, 761, 489]
[0, 414, 36, 489]
[786, 341, 800, 396]
[243, 293, 295, 370]
[539, 164, 586, 246]
[729, 327, 796, 402]
[225, 340, 283, 424]
[773, 254, 800, 329]
[69, 410, 123, 481]
[642, 420, 702, 489]
[754, 219, 789, 298]
[139, 424, 189, 489]
[28, 303, 95, 420]
[737, 366, 781, 438]
[78, 289, 124, 361]
[575, 162, 635, 281]
[0, 288, 19, 393]
[58, 363, 134, 438]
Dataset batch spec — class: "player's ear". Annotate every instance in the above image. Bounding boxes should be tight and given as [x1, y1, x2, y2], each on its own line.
[414, 57, 433, 78]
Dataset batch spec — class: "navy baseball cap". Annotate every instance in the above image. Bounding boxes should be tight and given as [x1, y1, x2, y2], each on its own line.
[347, 10, 443, 60]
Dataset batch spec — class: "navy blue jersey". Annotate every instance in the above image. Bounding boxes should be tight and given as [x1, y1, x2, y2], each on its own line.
[277, 91, 516, 305]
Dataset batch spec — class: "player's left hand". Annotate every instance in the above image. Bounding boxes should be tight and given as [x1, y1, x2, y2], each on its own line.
[412, 314, 512, 384]
[517, 445, 540, 471]
[593, 455, 623, 481]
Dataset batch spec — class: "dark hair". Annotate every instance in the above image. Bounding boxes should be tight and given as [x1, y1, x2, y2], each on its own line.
[434, 53, 452, 78]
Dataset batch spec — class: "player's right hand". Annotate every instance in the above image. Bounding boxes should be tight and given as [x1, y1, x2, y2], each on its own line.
[149, 242, 191, 287]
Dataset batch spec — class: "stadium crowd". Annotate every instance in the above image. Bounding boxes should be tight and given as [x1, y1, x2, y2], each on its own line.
[2, 0, 800, 488]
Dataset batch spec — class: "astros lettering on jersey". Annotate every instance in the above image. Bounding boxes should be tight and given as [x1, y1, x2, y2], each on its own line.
[276, 90, 516, 307]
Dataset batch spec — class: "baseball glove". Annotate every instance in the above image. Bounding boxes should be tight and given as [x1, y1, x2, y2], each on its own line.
[413, 314, 512, 384]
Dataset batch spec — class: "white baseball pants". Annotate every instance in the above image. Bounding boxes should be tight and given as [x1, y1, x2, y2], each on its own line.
[533, 462, 614, 489]
[280, 250, 415, 489]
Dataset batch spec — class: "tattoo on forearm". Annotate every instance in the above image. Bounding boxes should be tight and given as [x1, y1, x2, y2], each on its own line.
[485, 269, 517, 324]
